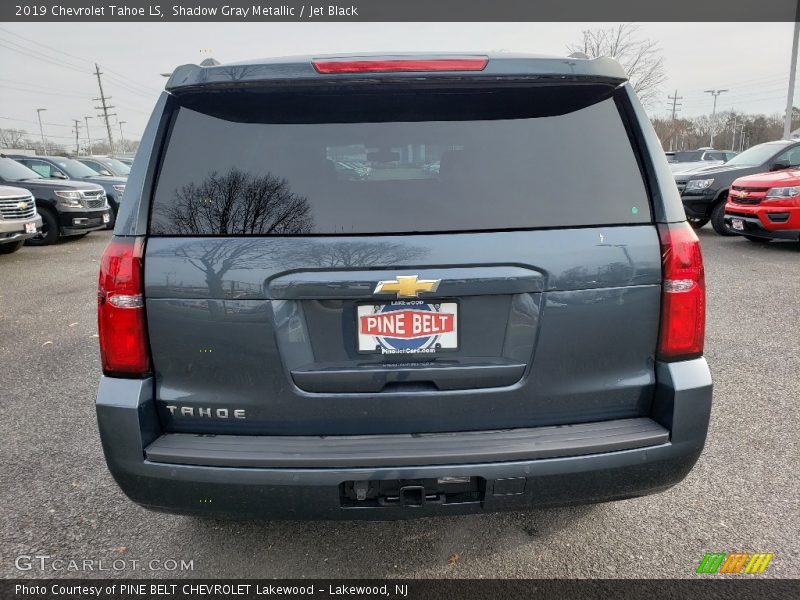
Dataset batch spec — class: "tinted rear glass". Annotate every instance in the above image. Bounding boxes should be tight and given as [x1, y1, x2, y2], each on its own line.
[150, 88, 650, 235]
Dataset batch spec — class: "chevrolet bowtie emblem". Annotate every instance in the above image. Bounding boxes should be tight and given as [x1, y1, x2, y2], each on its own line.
[17, 201, 28, 210]
[737, 190, 748, 198]
[373, 275, 441, 298]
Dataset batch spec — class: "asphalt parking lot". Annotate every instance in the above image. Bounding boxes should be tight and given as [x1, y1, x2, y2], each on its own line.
[0, 229, 798, 579]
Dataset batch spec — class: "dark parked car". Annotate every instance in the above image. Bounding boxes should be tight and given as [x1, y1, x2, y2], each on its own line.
[0, 185, 42, 253]
[675, 140, 800, 234]
[9, 155, 126, 228]
[96, 53, 712, 520]
[77, 156, 131, 177]
[0, 157, 109, 245]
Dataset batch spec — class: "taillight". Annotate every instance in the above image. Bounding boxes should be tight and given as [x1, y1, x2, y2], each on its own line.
[97, 237, 150, 376]
[657, 222, 706, 361]
[312, 57, 488, 74]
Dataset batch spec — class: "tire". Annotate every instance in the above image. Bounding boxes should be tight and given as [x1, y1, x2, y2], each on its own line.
[0, 241, 24, 254]
[688, 217, 710, 229]
[710, 201, 737, 236]
[744, 235, 772, 243]
[25, 208, 58, 246]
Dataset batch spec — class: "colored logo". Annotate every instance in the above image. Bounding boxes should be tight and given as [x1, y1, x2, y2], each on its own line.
[17, 201, 29, 210]
[373, 275, 441, 299]
[357, 301, 458, 354]
[696, 552, 773, 574]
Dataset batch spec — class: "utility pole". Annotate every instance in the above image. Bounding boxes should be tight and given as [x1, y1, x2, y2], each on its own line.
[731, 116, 738, 151]
[117, 120, 126, 152]
[784, 4, 800, 138]
[71, 119, 81, 154]
[84, 116, 94, 156]
[667, 90, 683, 151]
[93, 63, 116, 156]
[704, 89, 728, 147]
[35, 108, 47, 154]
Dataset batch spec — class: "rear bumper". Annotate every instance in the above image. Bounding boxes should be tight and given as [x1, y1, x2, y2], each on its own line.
[96, 359, 712, 520]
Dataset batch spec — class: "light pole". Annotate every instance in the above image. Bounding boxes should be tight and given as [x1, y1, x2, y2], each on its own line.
[117, 120, 126, 152]
[35, 108, 48, 154]
[784, 14, 800, 138]
[704, 89, 728, 147]
[84, 116, 94, 156]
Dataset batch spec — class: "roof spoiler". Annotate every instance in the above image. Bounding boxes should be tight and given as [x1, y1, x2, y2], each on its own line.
[164, 54, 628, 93]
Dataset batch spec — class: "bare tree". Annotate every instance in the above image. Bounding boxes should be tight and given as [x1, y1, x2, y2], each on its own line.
[568, 24, 666, 109]
[0, 128, 30, 148]
[153, 168, 314, 236]
[650, 110, 793, 151]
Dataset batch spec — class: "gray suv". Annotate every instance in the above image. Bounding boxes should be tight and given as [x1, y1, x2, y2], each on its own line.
[96, 53, 713, 519]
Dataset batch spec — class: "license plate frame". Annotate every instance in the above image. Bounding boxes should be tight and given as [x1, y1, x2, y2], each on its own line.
[24, 222, 37, 234]
[731, 218, 744, 231]
[102, 213, 111, 224]
[355, 299, 460, 355]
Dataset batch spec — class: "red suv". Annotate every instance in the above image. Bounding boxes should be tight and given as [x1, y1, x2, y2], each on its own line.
[724, 169, 800, 242]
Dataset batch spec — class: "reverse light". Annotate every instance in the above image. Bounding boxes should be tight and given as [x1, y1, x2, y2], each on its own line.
[97, 237, 150, 376]
[657, 222, 706, 361]
[312, 56, 488, 74]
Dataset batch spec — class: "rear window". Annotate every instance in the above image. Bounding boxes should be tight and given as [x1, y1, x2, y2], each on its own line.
[150, 87, 651, 235]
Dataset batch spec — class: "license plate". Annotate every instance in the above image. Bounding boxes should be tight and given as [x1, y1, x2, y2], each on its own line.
[357, 300, 458, 355]
[102, 213, 110, 224]
[731, 218, 744, 231]
[24, 223, 37, 233]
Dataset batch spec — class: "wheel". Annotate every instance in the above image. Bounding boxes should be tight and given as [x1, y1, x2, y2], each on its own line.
[688, 217, 710, 229]
[25, 208, 58, 246]
[0, 241, 24, 254]
[743, 235, 772, 243]
[710, 201, 737, 236]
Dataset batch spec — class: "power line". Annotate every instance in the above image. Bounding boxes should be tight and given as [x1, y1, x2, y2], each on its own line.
[0, 26, 93, 67]
[0, 39, 88, 74]
[112, 101, 151, 116]
[0, 78, 154, 113]
[0, 36, 87, 71]
[102, 70, 161, 95]
[0, 84, 91, 100]
[0, 26, 162, 94]
[0, 115, 73, 128]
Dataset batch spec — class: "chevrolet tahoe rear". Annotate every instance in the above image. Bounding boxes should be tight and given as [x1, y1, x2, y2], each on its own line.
[95, 53, 713, 519]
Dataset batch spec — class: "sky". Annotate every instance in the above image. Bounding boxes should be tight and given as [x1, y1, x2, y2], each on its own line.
[0, 21, 795, 147]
